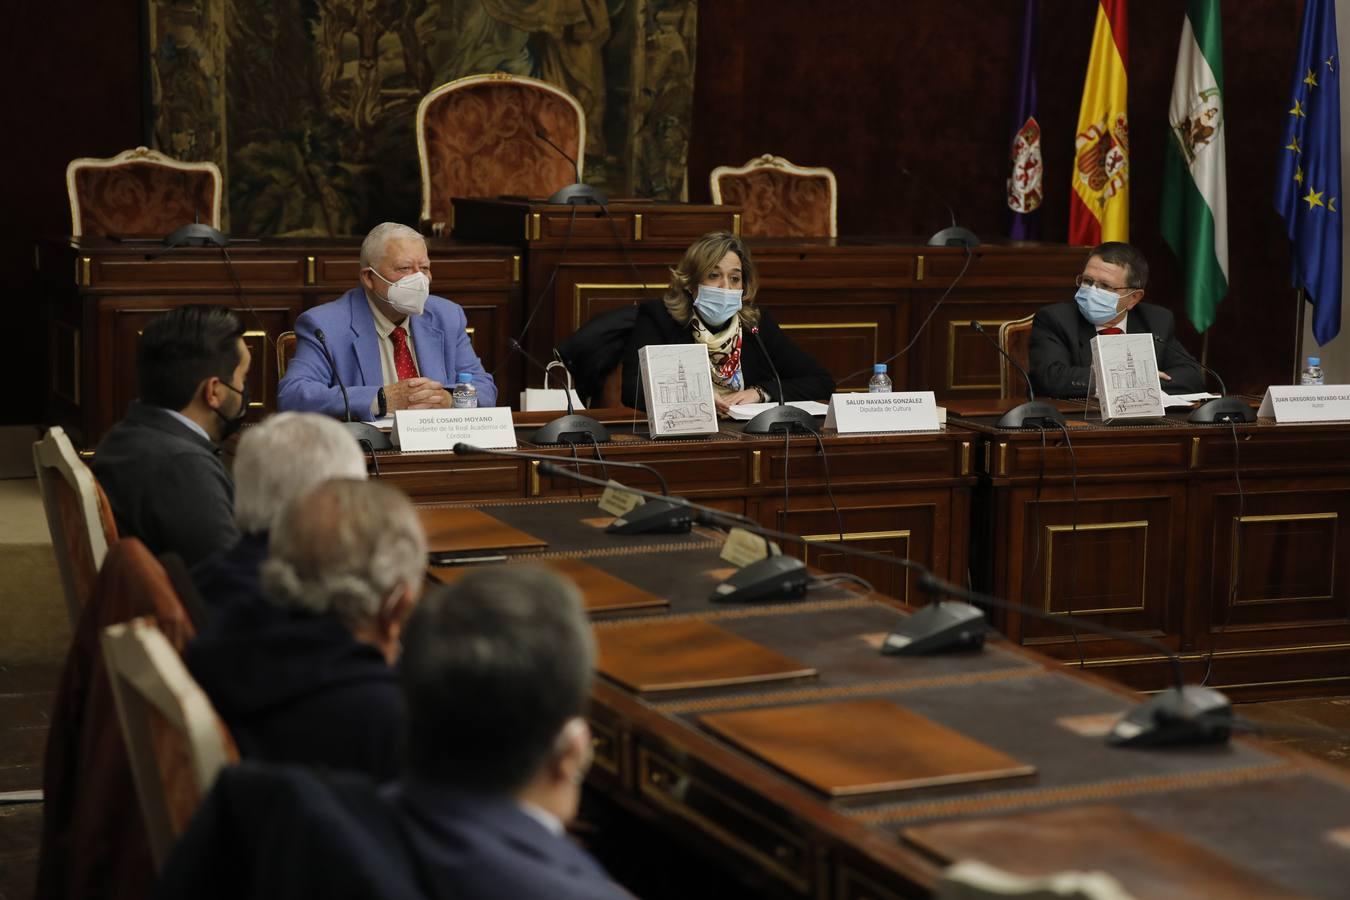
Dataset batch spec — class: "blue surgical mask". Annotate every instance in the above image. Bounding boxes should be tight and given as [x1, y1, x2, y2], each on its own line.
[1075, 283, 1126, 326]
[693, 284, 743, 325]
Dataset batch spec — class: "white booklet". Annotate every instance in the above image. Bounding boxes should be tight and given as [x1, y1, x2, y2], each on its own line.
[638, 344, 719, 437]
[1090, 333, 1165, 422]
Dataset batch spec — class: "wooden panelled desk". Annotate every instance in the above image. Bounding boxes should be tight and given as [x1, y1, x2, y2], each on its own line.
[38, 237, 522, 446]
[379, 411, 977, 601]
[958, 408, 1350, 701]
[451, 198, 1088, 396]
[419, 496, 1350, 899]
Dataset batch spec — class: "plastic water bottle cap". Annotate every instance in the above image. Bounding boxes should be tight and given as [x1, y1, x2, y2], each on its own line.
[1308, 357, 1321, 366]
[873, 364, 887, 374]
[456, 372, 473, 383]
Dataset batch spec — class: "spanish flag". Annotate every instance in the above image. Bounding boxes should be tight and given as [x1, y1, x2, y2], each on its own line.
[1069, 0, 1129, 245]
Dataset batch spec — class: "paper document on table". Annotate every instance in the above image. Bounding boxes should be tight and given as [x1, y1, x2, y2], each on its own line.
[372, 415, 396, 430]
[1161, 392, 1221, 407]
[727, 401, 830, 421]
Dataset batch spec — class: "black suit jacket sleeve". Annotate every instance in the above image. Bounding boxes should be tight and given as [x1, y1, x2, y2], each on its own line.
[1147, 308, 1206, 393]
[620, 300, 835, 408]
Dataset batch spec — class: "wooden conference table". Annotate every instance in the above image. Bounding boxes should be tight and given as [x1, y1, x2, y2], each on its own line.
[414, 492, 1350, 899]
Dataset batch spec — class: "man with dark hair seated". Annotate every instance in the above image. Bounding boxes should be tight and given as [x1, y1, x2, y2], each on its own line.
[92, 304, 251, 566]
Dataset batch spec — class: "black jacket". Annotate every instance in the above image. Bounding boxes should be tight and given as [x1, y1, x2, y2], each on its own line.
[186, 599, 404, 780]
[1029, 301, 1206, 398]
[92, 401, 239, 567]
[621, 299, 835, 409]
[191, 530, 269, 624]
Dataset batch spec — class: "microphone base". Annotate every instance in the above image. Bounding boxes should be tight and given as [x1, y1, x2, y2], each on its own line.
[996, 400, 1066, 429]
[547, 183, 610, 205]
[1107, 685, 1232, 748]
[531, 414, 611, 445]
[711, 555, 810, 604]
[742, 404, 817, 435]
[881, 601, 987, 655]
[606, 499, 693, 535]
[1188, 396, 1257, 424]
[164, 223, 228, 248]
[341, 421, 393, 451]
[926, 225, 980, 248]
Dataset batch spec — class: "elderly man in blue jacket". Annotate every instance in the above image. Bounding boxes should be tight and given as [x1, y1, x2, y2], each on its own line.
[278, 221, 496, 419]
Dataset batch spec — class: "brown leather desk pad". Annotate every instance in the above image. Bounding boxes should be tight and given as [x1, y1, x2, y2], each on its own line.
[904, 804, 1307, 900]
[699, 698, 1035, 798]
[432, 557, 669, 615]
[595, 618, 818, 693]
[417, 506, 547, 555]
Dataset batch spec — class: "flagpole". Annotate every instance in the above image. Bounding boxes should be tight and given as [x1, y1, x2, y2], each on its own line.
[1293, 287, 1308, 384]
[1200, 331, 1210, 369]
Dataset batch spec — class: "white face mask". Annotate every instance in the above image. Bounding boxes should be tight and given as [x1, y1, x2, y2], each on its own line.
[369, 268, 430, 317]
[693, 283, 743, 325]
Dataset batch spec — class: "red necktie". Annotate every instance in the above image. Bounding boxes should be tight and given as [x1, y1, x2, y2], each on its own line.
[391, 326, 419, 381]
[1098, 326, 1124, 335]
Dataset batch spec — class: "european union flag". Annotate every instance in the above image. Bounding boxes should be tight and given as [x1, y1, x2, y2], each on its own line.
[1276, 0, 1342, 345]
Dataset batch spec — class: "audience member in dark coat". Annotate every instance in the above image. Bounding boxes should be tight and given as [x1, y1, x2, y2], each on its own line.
[621, 232, 835, 411]
[189, 478, 426, 780]
[92, 306, 251, 566]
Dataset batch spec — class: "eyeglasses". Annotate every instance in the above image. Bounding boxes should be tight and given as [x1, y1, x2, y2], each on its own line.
[1075, 274, 1137, 293]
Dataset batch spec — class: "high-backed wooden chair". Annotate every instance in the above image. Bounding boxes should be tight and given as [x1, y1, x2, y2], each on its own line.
[102, 616, 237, 870]
[998, 314, 1037, 400]
[276, 330, 298, 379]
[417, 73, 585, 234]
[710, 154, 838, 237]
[33, 426, 118, 622]
[66, 146, 222, 238]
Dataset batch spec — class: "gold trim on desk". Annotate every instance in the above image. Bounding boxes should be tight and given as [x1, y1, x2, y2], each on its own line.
[530, 460, 541, 496]
[572, 283, 667, 329]
[79, 256, 91, 287]
[732, 213, 742, 236]
[779, 321, 879, 368]
[1190, 436, 1201, 469]
[242, 330, 268, 408]
[960, 441, 971, 476]
[801, 529, 912, 603]
[1043, 520, 1149, 615]
[1228, 512, 1338, 606]
[997, 442, 1008, 477]
[634, 213, 644, 241]
[947, 319, 1009, 392]
[305, 255, 316, 285]
[916, 254, 925, 281]
[752, 449, 762, 485]
[512, 254, 521, 283]
[464, 326, 475, 347]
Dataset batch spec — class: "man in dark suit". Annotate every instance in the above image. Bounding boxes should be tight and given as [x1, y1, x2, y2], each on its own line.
[277, 221, 496, 419]
[92, 305, 251, 566]
[386, 566, 629, 900]
[1029, 241, 1205, 398]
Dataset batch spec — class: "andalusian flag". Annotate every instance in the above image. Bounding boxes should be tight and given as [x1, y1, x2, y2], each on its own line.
[1069, 0, 1129, 245]
[1161, 0, 1228, 334]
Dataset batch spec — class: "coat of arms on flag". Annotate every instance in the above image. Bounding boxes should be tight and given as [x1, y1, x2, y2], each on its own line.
[1173, 86, 1222, 166]
[1007, 117, 1043, 214]
[1075, 114, 1130, 204]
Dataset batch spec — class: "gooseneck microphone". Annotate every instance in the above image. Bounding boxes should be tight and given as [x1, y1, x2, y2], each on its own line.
[741, 326, 819, 435]
[453, 443, 688, 534]
[538, 461, 1232, 748]
[314, 328, 393, 451]
[535, 127, 609, 206]
[970, 320, 1065, 429]
[508, 337, 611, 444]
[1150, 335, 1256, 424]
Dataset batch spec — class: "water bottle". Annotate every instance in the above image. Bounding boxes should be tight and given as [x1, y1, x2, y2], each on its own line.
[1300, 356, 1325, 386]
[452, 372, 478, 408]
[868, 363, 892, 393]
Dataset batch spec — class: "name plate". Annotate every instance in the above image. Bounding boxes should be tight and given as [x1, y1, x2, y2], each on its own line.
[395, 408, 517, 451]
[720, 527, 779, 566]
[597, 480, 644, 517]
[824, 391, 940, 433]
[1258, 385, 1350, 422]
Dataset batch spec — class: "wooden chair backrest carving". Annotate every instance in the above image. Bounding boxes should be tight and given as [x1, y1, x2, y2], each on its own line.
[710, 154, 838, 237]
[998, 314, 1037, 400]
[417, 73, 584, 234]
[102, 616, 237, 870]
[276, 330, 298, 379]
[67, 146, 222, 238]
[33, 426, 118, 622]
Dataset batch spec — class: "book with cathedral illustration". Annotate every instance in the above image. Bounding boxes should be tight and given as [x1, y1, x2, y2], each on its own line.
[1090, 332, 1166, 422]
[638, 344, 719, 437]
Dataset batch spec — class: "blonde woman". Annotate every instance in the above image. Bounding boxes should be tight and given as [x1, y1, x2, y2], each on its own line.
[620, 232, 834, 414]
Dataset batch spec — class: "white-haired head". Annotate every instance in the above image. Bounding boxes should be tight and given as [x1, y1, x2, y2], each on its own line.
[232, 412, 368, 534]
[359, 222, 426, 270]
[261, 479, 427, 628]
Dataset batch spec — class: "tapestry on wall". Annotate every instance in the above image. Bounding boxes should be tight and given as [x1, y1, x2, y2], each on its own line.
[147, 0, 697, 236]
